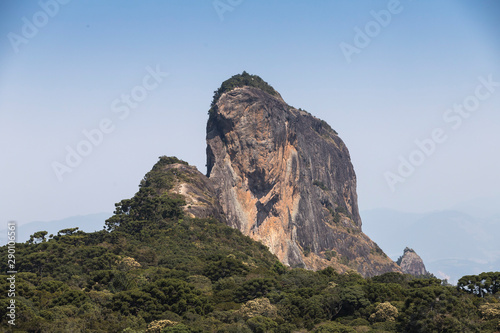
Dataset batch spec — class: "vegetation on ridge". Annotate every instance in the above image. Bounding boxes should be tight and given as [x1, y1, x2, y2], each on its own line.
[210, 71, 279, 110]
[1, 156, 499, 332]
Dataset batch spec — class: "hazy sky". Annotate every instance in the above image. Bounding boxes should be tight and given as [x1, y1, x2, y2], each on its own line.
[1, 1, 499, 226]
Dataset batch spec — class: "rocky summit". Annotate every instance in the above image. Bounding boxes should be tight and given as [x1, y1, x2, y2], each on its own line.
[205, 72, 400, 277]
[397, 247, 428, 276]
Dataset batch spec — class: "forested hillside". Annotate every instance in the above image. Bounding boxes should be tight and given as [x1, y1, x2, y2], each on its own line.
[1, 157, 499, 332]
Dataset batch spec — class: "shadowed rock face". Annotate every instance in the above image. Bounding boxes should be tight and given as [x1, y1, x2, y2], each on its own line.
[397, 247, 428, 276]
[206, 85, 400, 277]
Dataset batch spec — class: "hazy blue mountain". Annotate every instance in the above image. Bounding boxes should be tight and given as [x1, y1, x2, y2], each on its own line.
[450, 194, 500, 218]
[0, 212, 111, 245]
[359, 209, 425, 260]
[361, 208, 500, 284]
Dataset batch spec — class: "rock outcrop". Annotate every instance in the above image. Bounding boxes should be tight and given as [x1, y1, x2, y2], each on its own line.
[396, 247, 428, 276]
[160, 161, 227, 223]
[205, 73, 401, 277]
[133, 156, 227, 224]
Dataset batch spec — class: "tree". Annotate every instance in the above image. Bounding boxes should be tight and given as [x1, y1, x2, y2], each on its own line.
[238, 298, 277, 320]
[246, 316, 278, 333]
[479, 303, 500, 320]
[209, 71, 279, 110]
[370, 302, 398, 322]
[398, 285, 477, 332]
[58, 227, 79, 236]
[204, 257, 249, 282]
[338, 285, 370, 316]
[312, 321, 356, 333]
[457, 272, 500, 297]
[235, 278, 276, 302]
[29, 230, 48, 244]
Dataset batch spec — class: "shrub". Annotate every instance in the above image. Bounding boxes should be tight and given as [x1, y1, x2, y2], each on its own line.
[312, 321, 356, 333]
[246, 315, 278, 333]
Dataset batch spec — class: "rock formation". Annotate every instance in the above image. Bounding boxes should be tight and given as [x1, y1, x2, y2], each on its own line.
[396, 247, 428, 276]
[205, 72, 401, 277]
[152, 158, 227, 223]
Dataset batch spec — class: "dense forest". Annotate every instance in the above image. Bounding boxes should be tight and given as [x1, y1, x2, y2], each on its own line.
[2, 157, 499, 332]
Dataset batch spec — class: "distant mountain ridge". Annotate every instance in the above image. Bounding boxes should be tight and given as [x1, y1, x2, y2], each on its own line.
[361, 208, 500, 283]
[450, 194, 500, 218]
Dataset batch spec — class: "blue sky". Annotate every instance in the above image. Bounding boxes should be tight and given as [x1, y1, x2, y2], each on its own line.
[1, 0, 499, 225]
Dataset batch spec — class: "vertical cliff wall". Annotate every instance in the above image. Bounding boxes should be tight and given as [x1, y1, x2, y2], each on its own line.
[206, 80, 400, 277]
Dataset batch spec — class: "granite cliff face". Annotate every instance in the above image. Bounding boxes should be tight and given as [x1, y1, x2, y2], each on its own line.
[397, 247, 428, 276]
[205, 74, 400, 277]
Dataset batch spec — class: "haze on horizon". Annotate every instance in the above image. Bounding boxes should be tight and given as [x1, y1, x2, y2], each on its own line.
[1, 1, 500, 227]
